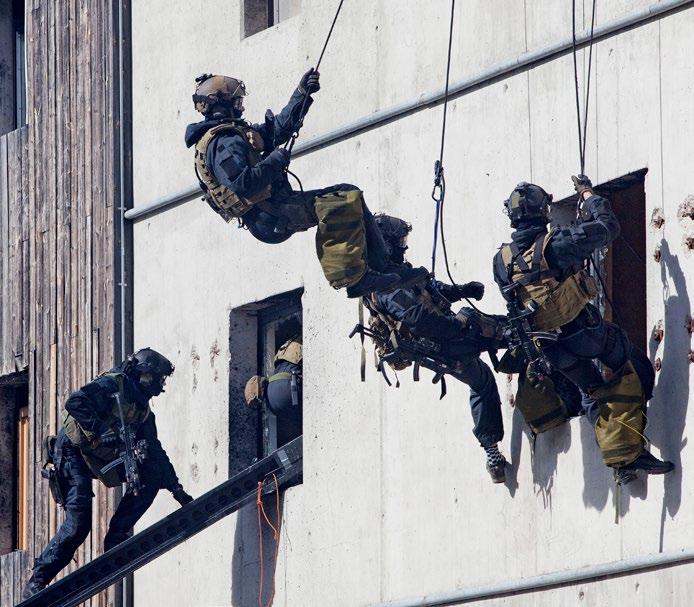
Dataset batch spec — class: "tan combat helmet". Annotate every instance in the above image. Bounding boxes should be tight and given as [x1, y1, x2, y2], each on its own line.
[192, 73, 247, 115]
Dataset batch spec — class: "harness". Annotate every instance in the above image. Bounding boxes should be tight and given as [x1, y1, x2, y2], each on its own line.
[500, 230, 597, 331]
[61, 372, 151, 486]
[350, 288, 499, 399]
[194, 122, 272, 223]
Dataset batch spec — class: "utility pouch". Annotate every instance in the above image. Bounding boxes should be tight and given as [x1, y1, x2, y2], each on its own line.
[41, 435, 66, 507]
[515, 371, 569, 434]
[314, 190, 367, 289]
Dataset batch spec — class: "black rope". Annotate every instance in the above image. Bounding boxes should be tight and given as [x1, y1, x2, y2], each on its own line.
[431, 0, 456, 276]
[571, 0, 585, 174]
[285, 0, 345, 154]
[581, 0, 597, 171]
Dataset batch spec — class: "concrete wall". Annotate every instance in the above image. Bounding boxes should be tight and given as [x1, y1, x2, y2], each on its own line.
[130, 1, 694, 605]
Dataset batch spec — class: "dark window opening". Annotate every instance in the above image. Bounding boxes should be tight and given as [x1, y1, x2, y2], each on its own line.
[0, 371, 29, 555]
[229, 288, 303, 477]
[242, 0, 301, 38]
[0, 0, 26, 135]
[550, 169, 648, 352]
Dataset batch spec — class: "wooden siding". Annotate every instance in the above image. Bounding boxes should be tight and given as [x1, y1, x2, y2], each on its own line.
[0, 1, 121, 605]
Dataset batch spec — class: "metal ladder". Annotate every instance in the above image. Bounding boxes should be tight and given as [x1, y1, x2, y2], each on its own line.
[18, 436, 303, 607]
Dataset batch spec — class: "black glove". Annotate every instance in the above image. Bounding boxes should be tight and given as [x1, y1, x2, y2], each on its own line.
[171, 485, 193, 507]
[298, 68, 320, 95]
[456, 281, 485, 301]
[571, 174, 593, 197]
[263, 147, 291, 170]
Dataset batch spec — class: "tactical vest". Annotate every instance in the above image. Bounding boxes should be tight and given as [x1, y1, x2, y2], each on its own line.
[194, 123, 272, 222]
[500, 230, 597, 331]
[61, 372, 150, 487]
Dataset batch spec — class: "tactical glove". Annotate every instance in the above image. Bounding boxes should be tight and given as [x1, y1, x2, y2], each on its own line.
[298, 68, 320, 95]
[171, 485, 194, 507]
[263, 147, 291, 170]
[571, 174, 593, 198]
[456, 281, 485, 301]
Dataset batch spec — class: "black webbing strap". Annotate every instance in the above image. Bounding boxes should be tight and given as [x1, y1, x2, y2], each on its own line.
[358, 300, 366, 382]
[509, 236, 562, 287]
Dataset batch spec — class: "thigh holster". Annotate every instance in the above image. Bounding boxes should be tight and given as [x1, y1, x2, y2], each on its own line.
[591, 361, 645, 466]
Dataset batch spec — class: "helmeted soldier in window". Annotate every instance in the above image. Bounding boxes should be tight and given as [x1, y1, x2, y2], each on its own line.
[493, 176, 673, 485]
[22, 348, 193, 599]
[184, 71, 426, 297]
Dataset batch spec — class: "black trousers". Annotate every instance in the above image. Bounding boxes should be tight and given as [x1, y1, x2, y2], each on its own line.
[31, 433, 161, 586]
[442, 339, 504, 447]
[542, 304, 655, 426]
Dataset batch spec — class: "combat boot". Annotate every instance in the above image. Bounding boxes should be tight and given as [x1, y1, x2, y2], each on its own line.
[346, 269, 401, 298]
[615, 450, 674, 485]
[384, 264, 430, 289]
[22, 576, 46, 600]
[484, 444, 507, 484]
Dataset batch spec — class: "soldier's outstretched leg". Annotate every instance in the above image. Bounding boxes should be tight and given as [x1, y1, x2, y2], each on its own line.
[22, 441, 94, 599]
[451, 357, 506, 483]
[541, 309, 673, 484]
[104, 480, 159, 551]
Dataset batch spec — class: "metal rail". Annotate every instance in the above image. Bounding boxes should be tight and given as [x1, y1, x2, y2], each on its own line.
[17, 437, 303, 607]
[369, 547, 694, 607]
[125, 0, 694, 222]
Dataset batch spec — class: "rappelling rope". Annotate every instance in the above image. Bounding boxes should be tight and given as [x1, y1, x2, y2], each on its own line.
[285, 0, 345, 154]
[431, 0, 456, 280]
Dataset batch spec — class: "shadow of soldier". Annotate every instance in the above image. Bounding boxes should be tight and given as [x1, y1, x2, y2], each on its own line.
[507, 401, 573, 508]
[647, 238, 690, 550]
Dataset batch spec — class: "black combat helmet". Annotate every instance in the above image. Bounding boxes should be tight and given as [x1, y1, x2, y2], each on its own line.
[503, 182, 552, 228]
[127, 348, 174, 397]
[374, 214, 412, 264]
[192, 74, 247, 118]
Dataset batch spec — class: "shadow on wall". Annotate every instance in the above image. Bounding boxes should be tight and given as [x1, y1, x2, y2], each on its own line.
[231, 494, 284, 607]
[648, 239, 690, 548]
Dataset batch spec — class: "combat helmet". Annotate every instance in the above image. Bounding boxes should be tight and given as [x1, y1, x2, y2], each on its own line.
[374, 214, 412, 261]
[503, 182, 552, 228]
[126, 348, 175, 397]
[192, 73, 247, 117]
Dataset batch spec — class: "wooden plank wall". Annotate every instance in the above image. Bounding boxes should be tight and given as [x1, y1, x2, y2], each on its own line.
[0, 1, 120, 605]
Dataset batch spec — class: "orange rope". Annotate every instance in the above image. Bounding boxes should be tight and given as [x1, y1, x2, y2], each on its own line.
[257, 473, 282, 607]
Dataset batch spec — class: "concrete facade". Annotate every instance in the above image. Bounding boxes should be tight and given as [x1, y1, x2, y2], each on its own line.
[129, 1, 694, 605]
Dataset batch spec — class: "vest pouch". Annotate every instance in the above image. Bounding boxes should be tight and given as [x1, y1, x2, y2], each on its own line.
[496, 348, 527, 374]
[61, 409, 96, 448]
[592, 362, 645, 466]
[314, 190, 367, 289]
[515, 370, 568, 434]
[81, 444, 123, 487]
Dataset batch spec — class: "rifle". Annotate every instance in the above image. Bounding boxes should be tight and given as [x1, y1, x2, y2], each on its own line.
[501, 281, 559, 382]
[99, 379, 148, 496]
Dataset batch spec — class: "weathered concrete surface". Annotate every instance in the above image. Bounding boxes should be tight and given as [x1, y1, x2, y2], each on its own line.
[131, 2, 694, 606]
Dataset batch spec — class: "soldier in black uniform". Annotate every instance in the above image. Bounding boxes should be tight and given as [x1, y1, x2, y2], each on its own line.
[493, 177, 673, 484]
[366, 215, 509, 483]
[22, 349, 193, 599]
[184, 71, 426, 297]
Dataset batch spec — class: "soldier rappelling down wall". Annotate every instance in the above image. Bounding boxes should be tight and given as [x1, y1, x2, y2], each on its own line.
[184, 71, 427, 297]
[493, 177, 674, 485]
[362, 214, 511, 483]
[22, 349, 193, 599]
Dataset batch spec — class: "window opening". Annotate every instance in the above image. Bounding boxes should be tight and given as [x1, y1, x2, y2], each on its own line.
[550, 169, 647, 352]
[0, 372, 29, 554]
[229, 288, 303, 477]
[243, 0, 301, 38]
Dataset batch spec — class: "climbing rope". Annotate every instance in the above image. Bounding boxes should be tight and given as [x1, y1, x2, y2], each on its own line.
[285, 0, 346, 154]
[256, 473, 282, 607]
[431, 0, 456, 281]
